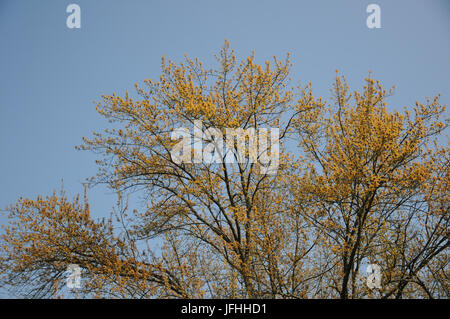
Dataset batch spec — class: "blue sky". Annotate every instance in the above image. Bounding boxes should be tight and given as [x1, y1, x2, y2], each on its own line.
[0, 0, 449, 297]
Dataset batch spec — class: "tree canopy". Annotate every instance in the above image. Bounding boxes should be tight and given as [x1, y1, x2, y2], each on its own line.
[1, 42, 448, 298]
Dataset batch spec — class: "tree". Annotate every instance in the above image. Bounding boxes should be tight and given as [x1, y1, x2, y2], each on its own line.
[1, 42, 448, 298]
[291, 74, 448, 298]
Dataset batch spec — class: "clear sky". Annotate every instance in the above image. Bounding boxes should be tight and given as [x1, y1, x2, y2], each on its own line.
[0, 0, 449, 297]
